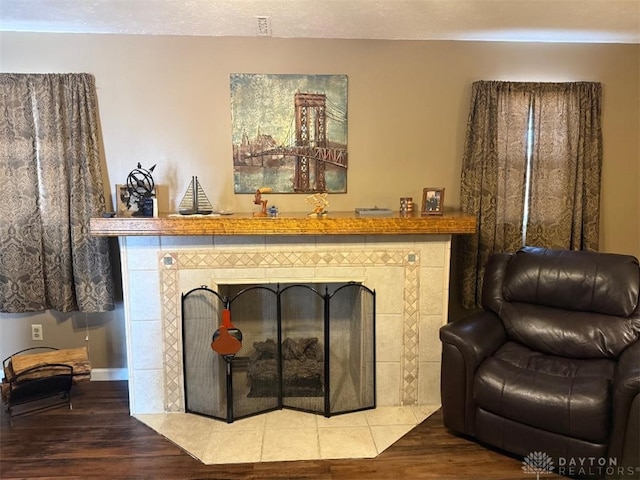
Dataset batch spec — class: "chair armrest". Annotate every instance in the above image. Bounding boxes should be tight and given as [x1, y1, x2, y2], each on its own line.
[440, 311, 507, 368]
[609, 340, 640, 466]
[439, 311, 507, 435]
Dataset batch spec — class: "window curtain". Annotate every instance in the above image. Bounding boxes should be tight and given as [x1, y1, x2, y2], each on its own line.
[458, 81, 602, 308]
[525, 82, 602, 249]
[0, 73, 114, 313]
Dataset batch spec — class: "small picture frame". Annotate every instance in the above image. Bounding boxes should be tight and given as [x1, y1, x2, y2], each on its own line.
[421, 187, 445, 216]
[115, 184, 133, 217]
[115, 184, 157, 217]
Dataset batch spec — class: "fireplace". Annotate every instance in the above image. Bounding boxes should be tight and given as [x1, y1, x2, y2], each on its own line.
[182, 282, 375, 422]
[89, 212, 475, 463]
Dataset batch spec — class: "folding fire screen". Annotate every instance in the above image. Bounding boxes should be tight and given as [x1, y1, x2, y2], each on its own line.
[181, 282, 376, 423]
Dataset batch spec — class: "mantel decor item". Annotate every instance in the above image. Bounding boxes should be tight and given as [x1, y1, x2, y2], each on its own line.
[399, 197, 413, 215]
[306, 192, 329, 216]
[421, 187, 445, 216]
[231, 74, 348, 194]
[178, 176, 214, 215]
[253, 187, 272, 217]
[125, 163, 157, 217]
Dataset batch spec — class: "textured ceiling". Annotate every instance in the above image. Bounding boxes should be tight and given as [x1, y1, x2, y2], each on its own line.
[0, 0, 638, 43]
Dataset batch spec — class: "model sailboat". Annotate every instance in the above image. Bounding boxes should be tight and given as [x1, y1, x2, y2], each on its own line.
[178, 176, 214, 215]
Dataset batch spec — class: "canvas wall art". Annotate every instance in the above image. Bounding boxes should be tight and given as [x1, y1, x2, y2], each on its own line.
[231, 74, 348, 194]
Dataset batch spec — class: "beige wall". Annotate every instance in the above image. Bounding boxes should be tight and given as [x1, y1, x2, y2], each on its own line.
[1, 33, 638, 368]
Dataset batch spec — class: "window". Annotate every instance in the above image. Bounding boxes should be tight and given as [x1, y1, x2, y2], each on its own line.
[458, 81, 602, 308]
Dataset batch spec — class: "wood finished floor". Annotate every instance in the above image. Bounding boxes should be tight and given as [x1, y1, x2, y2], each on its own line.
[0, 381, 566, 480]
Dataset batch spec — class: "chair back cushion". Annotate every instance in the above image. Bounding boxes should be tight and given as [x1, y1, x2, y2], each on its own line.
[485, 247, 640, 358]
[503, 246, 639, 317]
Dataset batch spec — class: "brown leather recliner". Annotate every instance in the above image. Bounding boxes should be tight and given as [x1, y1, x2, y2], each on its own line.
[440, 246, 640, 476]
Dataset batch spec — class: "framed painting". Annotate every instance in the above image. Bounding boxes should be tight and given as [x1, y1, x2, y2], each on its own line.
[231, 74, 348, 194]
[421, 187, 445, 216]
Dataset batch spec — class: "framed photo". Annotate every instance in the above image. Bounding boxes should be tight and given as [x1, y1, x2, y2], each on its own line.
[115, 184, 133, 216]
[115, 184, 157, 217]
[421, 187, 445, 216]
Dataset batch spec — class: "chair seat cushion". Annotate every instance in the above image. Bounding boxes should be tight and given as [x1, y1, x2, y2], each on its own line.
[474, 342, 615, 444]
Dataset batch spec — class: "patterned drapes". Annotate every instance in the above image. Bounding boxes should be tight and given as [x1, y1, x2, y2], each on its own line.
[525, 82, 602, 249]
[458, 81, 602, 308]
[0, 73, 114, 313]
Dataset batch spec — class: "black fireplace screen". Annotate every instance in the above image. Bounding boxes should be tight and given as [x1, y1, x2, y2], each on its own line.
[182, 282, 376, 423]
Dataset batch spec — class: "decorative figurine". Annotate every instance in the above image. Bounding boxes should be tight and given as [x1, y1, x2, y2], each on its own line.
[126, 163, 156, 217]
[306, 192, 329, 217]
[178, 176, 214, 215]
[253, 187, 272, 217]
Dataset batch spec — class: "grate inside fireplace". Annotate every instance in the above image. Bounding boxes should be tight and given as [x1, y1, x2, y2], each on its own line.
[181, 282, 375, 423]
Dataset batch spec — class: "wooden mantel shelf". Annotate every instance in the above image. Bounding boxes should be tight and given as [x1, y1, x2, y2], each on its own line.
[90, 210, 476, 237]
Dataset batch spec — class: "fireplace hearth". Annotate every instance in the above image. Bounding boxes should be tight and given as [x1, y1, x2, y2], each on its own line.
[182, 282, 376, 423]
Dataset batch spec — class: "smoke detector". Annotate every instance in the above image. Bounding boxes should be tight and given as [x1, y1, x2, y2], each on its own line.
[256, 16, 272, 36]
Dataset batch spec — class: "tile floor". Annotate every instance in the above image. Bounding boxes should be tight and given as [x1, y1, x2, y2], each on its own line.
[136, 404, 439, 464]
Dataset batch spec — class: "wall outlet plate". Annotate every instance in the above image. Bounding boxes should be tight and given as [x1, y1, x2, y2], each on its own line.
[31, 324, 43, 341]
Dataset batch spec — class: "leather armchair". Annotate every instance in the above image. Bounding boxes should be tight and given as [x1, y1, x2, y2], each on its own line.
[440, 246, 640, 475]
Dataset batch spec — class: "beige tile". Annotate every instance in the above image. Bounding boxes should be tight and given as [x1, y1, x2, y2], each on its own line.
[315, 411, 368, 427]
[200, 429, 264, 464]
[124, 236, 161, 270]
[261, 427, 319, 462]
[138, 406, 437, 464]
[410, 404, 440, 422]
[375, 362, 401, 406]
[419, 314, 445, 362]
[178, 269, 217, 291]
[266, 236, 317, 249]
[419, 267, 445, 315]
[209, 413, 266, 431]
[130, 369, 165, 414]
[161, 236, 214, 250]
[134, 413, 167, 432]
[418, 240, 447, 267]
[318, 265, 366, 279]
[315, 235, 365, 248]
[370, 424, 415, 453]
[158, 415, 216, 460]
[158, 412, 215, 431]
[213, 236, 266, 249]
[364, 406, 418, 426]
[265, 267, 317, 281]
[366, 267, 405, 314]
[263, 408, 318, 429]
[375, 314, 403, 362]
[128, 271, 161, 320]
[318, 426, 377, 459]
[130, 321, 164, 369]
[418, 361, 442, 405]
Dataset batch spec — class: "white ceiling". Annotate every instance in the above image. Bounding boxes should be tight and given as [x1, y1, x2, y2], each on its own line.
[0, 0, 638, 44]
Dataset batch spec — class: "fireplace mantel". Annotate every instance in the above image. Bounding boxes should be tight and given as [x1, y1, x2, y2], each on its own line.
[102, 209, 474, 418]
[90, 210, 475, 236]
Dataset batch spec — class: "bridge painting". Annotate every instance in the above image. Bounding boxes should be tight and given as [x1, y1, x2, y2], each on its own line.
[231, 74, 348, 193]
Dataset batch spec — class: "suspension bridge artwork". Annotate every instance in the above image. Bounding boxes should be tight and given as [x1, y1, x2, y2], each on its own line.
[231, 74, 348, 193]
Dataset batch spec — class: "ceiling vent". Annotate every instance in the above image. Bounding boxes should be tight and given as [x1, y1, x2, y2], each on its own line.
[256, 16, 272, 36]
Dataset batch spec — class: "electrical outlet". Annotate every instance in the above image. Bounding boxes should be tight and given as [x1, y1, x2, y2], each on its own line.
[31, 324, 43, 341]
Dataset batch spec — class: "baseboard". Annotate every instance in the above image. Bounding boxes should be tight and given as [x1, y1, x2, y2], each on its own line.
[91, 368, 129, 381]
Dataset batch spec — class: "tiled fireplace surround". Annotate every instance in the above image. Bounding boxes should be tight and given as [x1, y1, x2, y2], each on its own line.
[119, 232, 452, 461]
[122, 233, 450, 413]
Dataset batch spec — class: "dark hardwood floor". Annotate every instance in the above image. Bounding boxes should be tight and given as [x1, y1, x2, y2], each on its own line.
[0, 381, 565, 480]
